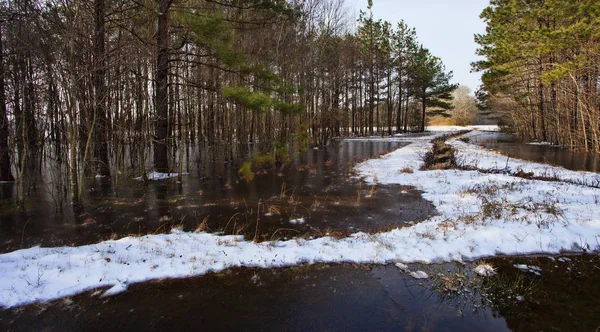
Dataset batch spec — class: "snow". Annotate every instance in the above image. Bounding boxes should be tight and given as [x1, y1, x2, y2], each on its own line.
[514, 264, 541, 272]
[527, 141, 557, 146]
[1, 129, 599, 308]
[410, 271, 429, 279]
[102, 283, 128, 297]
[514, 264, 542, 276]
[134, 171, 184, 181]
[289, 218, 305, 225]
[427, 125, 499, 132]
[394, 262, 409, 272]
[474, 264, 497, 277]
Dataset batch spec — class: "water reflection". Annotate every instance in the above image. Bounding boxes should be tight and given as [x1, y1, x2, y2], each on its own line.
[0, 263, 510, 331]
[0, 139, 436, 253]
[468, 132, 600, 172]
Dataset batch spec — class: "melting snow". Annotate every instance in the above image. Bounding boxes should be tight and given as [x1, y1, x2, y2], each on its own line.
[289, 218, 305, 225]
[410, 271, 429, 279]
[394, 262, 410, 272]
[474, 264, 497, 277]
[134, 171, 185, 181]
[1, 129, 599, 308]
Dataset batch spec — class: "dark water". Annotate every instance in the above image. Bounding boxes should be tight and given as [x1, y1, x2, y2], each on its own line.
[0, 264, 507, 331]
[0, 139, 436, 253]
[2, 254, 598, 331]
[467, 132, 600, 173]
[487, 254, 600, 331]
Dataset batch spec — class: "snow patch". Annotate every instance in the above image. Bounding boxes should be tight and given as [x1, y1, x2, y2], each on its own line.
[289, 218, 305, 225]
[427, 125, 499, 132]
[394, 262, 409, 272]
[474, 264, 497, 277]
[134, 171, 185, 181]
[102, 283, 128, 297]
[410, 271, 429, 279]
[514, 264, 542, 275]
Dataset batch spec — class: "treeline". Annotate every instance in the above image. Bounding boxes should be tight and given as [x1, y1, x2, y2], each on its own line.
[0, 0, 456, 195]
[474, 0, 600, 151]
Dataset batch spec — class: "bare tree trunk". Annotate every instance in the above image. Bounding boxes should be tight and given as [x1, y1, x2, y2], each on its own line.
[396, 66, 403, 133]
[421, 92, 426, 132]
[387, 69, 392, 136]
[0, 23, 13, 181]
[154, 0, 172, 172]
[94, 0, 110, 176]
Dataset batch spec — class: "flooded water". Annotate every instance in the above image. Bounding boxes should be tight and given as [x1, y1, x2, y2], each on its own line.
[1, 134, 600, 331]
[0, 139, 436, 253]
[0, 263, 506, 331]
[2, 254, 598, 331]
[486, 254, 600, 331]
[467, 132, 600, 173]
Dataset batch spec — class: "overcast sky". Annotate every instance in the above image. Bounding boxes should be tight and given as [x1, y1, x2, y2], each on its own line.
[350, 0, 489, 93]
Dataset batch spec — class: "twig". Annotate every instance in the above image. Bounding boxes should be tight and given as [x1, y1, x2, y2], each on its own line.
[21, 218, 31, 248]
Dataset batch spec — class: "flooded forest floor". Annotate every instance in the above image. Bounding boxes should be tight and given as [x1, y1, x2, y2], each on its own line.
[1, 127, 600, 331]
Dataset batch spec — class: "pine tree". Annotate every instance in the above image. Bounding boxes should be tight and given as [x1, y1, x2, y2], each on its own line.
[392, 20, 417, 132]
[474, 0, 600, 151]
[410, 46, 456, 131]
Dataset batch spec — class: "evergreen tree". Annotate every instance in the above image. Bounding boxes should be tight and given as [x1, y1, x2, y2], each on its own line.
[410, 46, 457, 131]
[391, 20, 417, 132]
[474, 0, 600, 151]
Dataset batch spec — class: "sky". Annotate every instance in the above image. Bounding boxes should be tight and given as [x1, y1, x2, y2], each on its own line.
[350, 0, 489, 93]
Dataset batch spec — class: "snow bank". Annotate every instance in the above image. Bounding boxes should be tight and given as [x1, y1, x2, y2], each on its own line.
[427, 125, 499, 132]
[1, 128, 599, 308]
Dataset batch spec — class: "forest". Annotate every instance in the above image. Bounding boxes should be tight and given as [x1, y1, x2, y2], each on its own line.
[2, 0, 599, 202]
[2, 1, 600, 327]
[474, 0, 600, 152]
[0, 0, 460, 200]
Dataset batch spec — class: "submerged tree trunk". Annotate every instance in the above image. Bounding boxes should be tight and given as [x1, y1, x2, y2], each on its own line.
[154, 0, 172, 172]
[0, 23, 13, 181]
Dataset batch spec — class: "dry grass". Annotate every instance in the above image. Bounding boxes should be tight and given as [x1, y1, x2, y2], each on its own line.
[421, 138, 458, 170]
[307, 227, 347, 240]
[365, 184, 376, 198]
[432, 270, 468, 293]
[310, 196, 326, 211]
[399, 167, 414, 174]
[356, 182, 362, 204]
[195, 216, 210, 233]
[267, 205, 281, 215]
[279, 182, 287, 199]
